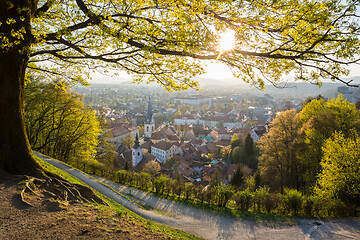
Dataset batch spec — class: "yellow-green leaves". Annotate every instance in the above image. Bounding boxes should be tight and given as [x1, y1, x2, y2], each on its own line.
[315, 131, 360, 206]
[11, 0, 359, 89]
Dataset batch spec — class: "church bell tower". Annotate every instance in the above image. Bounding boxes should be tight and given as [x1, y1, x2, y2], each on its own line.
[144, 97, 155, 141]
[132, 133, 143, 167]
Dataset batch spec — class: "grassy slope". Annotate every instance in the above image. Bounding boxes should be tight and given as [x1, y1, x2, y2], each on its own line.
[35, 155, 203, 240]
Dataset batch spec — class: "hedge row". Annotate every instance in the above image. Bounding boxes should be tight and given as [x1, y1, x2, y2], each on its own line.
[114, 170, 355, 217]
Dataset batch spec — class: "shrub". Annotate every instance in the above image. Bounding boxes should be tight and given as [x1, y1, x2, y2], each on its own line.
[139, 172, 151, 191]
[264, 193, 281, 214]
[285, 189, 303, 215]
[173, 179, 184, 199]
[303, 195, 317, 216]
[253, 187, 270, 213]
[232, 189, 253, 211]
[195, 185, 206, 203]
[154, 175, 167, 194]
[214, 185, 235, 207]
[164, 178, 174, 196]
[116, 170, 128, 184]
[184, 183, 195, 200]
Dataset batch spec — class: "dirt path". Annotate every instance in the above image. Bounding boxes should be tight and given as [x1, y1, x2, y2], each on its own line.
[36, 153, 360, 240]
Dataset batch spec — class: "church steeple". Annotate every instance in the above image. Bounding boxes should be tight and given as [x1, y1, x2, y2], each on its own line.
[145, 97, 153, 124]
[133, 133, 140, 149]
[132, 133, 142, 167]
[144, 97, 155, 141]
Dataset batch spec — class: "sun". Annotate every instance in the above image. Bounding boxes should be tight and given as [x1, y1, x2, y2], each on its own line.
[219, 30, 236, 52]
[217, 30, 235, 60]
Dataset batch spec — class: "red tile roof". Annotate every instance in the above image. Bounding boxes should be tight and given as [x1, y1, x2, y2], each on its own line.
[152, 141, 179, 151]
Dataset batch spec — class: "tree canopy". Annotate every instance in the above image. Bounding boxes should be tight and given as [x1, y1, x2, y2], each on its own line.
[258, 96, 360, 196]
[25, 78, 101, 163]
[3, 0, 360, 89]
[315, 131, 360, 209]
[258, 109, 301, 192]
[299, 95, 360, 187]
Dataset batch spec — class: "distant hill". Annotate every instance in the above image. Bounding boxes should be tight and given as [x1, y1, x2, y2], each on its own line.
[197, 77, 360, 98]
[87, 75, 360, 99]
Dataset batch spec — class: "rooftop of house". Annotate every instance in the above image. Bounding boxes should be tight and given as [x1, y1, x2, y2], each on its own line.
[177, 162, 195, 177]
[110, 122, 138, 138]
[226, 164, 238, 175]
[191, 125, 211, 136]
[189, 138, 204, 146]
[174, 114, 198, 120]
[212, 127, 230, 135]
[180, 143, 197, 154]
[253, 125, 267, 136]
[152, 141, 180, 151]
[151, 126, 180, 141]
[140, 140, 152, 150]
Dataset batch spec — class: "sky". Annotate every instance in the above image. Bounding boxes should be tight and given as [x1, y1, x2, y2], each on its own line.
[89, 60, 360, 85]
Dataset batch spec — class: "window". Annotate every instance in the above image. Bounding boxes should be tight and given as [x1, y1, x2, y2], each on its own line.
[138, 152, 140, 156]
[147, 126, 149, 131]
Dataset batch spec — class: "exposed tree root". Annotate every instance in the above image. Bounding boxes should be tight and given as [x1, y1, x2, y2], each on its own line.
[17, 170, 106, 208]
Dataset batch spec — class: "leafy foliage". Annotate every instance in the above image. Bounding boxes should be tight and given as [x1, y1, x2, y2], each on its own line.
[231, 133, 258, 168]
[142, 161, 161, 175]
[25, 78, 101, 164]
[315, 132, 360, 209]
[230, 165, 244, 188]
[299, 95, 360, 189]
[3, 0, 360, 90]
[258, 110, 302, 192]
[121, 134, 135, 149]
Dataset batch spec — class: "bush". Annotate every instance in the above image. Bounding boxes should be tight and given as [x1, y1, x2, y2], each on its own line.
[264, 193, 281, 214]
[164, 178, 174, 196]
[253, 187, 270, 213]
[154, 175, 167, 194]
[212, 185, 235, 207]
[195, 185, 206, 203]
[116, 170, 128, 184]
[173, 179, 184, 199]
[303, 195, 317, 216]
[232, 189, 253, 211]
[285, 189, 303, 215]
[184, 183, 195, 200]
[138, 172, 151, 191]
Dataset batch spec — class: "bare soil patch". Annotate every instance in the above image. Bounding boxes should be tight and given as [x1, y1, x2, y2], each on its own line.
[0, 176, 189, 240]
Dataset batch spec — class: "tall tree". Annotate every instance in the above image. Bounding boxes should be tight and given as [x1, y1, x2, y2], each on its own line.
[315, 131, 360, 210]
[231, 146, 243, 164]
[243, 133, 258, 169]
[299, 95, 360, 189]
[25, 78, 100, 163]
[258, 110, 302, 192]
[230, 165, 244, 189]
[231, 133, 243, 149]
[1, 0, 360, 174]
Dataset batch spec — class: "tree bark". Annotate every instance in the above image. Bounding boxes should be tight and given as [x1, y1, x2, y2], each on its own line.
[0, 0, 40, 174]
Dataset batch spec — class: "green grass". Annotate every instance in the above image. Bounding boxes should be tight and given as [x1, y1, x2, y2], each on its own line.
[34, 155, 204, 240]
[35, 155, 84, 185]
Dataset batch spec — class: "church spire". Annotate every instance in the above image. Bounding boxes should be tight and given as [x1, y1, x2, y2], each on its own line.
[144, 97, 155, 141]
[133, 133, 140, 149]
[145, 97, 153, 124]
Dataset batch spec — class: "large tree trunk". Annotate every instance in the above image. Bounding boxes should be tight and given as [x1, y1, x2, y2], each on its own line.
[0, 0, 40, 174]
